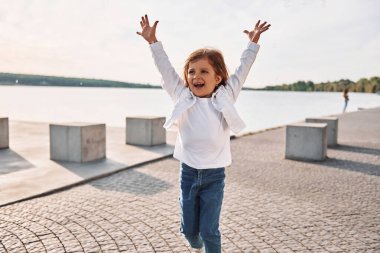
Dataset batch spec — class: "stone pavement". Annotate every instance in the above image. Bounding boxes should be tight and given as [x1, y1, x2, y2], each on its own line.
[0, 121, 176, 206]
[0, 107, 379, 252]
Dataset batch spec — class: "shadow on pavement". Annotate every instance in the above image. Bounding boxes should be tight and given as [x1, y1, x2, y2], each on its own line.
[331, 144, 380, 156]
[0, 149, 35, 175]
[89, 168, 173, 196]
[124, 143, 176, 157]
[55, 158, 130, 179]
[322, 157, 380, 177]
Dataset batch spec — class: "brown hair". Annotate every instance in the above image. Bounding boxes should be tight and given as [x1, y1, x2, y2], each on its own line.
[183, 48, 229, 87]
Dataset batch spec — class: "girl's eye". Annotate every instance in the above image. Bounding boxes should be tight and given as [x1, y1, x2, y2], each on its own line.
[201, 70, 208, 74]
[188, 70, 195, 75]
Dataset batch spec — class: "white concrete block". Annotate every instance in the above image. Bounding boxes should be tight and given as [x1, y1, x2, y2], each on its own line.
[286, 123, 327, 161]
[126, 117, 166, 146]
[306, 117, 338, 146]
[50, 123, 106, 162]
[0, 117, 9, 149]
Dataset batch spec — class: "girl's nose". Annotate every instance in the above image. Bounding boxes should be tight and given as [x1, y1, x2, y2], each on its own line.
[194, 72, 201, 79]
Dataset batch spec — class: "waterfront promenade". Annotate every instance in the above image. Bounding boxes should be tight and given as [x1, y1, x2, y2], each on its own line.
[0, 107, 379, 252]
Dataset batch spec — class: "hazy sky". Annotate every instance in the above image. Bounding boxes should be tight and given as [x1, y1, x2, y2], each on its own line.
[0, 0, 379, 88]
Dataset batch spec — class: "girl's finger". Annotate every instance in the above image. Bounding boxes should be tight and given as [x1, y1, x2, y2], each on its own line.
[260, 27, 270, 33]
[255, 20, 260, 29]
[243, 30, 249, 34]
[140, 21, 143, 28]
[145, 14, 150, 26]
[262, 24, 271, 30]
[141, 16, 145, 26]
[152, 20, 159, 30]
[136, 31, 142, 36]
[259, 21, 267, 28]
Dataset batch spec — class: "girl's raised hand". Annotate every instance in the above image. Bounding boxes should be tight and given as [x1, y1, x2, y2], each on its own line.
[137, 14, 159, 44]
[244, 20, 271, 44]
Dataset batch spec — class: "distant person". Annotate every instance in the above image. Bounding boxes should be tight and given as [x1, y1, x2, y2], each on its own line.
[137, 14, 270, 253]
[343, 88, 349, 112]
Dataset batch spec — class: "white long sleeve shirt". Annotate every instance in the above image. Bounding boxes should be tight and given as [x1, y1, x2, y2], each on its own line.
[150, 41, 260, 169]
[175, 97, 231, 169]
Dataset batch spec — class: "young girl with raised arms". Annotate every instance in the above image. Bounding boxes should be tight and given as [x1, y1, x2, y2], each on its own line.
[137, 14, 270, 253]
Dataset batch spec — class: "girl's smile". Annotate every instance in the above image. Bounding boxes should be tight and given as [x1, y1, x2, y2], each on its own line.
[187, 58, 222, 98]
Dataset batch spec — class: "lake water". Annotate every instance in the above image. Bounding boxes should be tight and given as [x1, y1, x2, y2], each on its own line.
[1, 86, 379, 133]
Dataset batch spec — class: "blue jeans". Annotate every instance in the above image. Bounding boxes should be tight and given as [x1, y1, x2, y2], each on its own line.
[179, 162, 225, 253]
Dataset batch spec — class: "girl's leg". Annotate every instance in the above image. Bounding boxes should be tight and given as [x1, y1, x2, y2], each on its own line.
[199, 168, 225, 253]
[184, 234, 203, 249]
[179, 163, 203, 249]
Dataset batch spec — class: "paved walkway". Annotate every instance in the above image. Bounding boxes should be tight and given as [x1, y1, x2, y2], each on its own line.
[0, 108, 379, 252]
[0, 121, 176, 206]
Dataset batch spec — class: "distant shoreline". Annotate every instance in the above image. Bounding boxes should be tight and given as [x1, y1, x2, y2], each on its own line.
[0, 72, 161, 89]
[0, 83, 162, 89]
[0, 72, 379, 93]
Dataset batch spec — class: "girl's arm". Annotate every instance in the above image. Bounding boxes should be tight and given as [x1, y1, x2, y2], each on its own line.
[227, 20, 271, 101]
[137, 15, 184, 102]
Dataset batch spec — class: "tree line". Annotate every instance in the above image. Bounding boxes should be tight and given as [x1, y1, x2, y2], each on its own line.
[259, 76, 380, 93]
[0, 72, 160, 89]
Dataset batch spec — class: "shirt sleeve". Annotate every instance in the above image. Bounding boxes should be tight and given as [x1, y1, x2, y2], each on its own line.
[150, 42, 186, 102]
[226, 42, 260, 101]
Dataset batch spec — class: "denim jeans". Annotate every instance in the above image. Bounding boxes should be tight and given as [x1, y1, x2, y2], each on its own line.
[179, 162, 225, 253]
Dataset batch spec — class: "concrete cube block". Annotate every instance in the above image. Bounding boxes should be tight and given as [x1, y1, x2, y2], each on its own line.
[0, 117, 9, 149]
[286, 123, 327, 161]
[50, 123, 106, 162]
[126, 116, 166, 146]
[306, 117, 338, 146]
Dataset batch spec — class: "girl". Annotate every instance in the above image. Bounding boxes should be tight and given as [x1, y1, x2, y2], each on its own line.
[137, 14, 270, 253]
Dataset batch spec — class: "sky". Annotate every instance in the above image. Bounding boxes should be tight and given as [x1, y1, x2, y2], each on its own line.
[0, 0, 379, 88]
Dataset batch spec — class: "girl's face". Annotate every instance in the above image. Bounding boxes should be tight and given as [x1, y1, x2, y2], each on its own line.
[187, 58, 222, 98]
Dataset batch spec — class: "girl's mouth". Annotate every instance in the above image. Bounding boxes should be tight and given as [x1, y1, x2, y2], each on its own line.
[193, 83, 205, 88]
